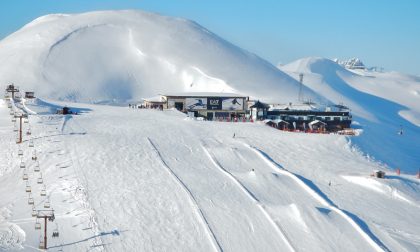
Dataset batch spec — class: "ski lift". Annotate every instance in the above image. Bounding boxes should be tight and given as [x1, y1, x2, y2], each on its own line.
[34, 162, 40, 172]
[24, 117, 29, 123]
[18, 149, 23, 156]
[26, 128, 31, 135]
[25, 181, 31, 192]
[44, 198, 50, 208]
[32, 206, 37, 217]
[37, 173, 43, 184]
[11, 117, 16, 122]
[13, 125, 18, 132]
[32, 150, 37, 161]
[40, 185, 47, 196]
[29, 140, 34, 147]
[23, 170, 28, 180]
[28, 193, 34, 204]
[35, 219, 41, 230]
[39, 237, 45, 249]
[9, 111, 14, 115]
[20, 159, 25, 168]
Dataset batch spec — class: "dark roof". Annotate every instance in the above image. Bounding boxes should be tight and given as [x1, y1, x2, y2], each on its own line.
[250, 100, 270, 109]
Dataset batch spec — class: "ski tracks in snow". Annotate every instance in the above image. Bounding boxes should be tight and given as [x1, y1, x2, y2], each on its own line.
[245, 143, 390, 252]
[147, 137, 223, 252]
[201, 141, 296, 252]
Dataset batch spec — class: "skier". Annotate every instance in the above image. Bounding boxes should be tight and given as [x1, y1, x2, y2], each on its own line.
[233, 133, 236, 138]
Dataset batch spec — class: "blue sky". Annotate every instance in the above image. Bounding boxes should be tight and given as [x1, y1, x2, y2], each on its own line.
[0, 0, 419, 75]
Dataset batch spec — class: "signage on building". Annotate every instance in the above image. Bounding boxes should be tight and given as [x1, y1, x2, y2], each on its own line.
[222, 98, 244, 111]
[186, 98, 207, 110]
[207, 97, 222, 110]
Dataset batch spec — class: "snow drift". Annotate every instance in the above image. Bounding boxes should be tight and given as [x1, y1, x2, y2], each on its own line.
[0, 10, 316, 104]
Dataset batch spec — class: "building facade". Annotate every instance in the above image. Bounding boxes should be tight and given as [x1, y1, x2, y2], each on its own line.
[161, 93, 248, 120]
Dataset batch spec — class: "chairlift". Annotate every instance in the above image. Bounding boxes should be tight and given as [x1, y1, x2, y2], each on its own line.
[32, 206, 37, 217]
[40, 186, 47, 196]
[18, 149, 23, 156]
[37, 173, 43, 184]
[23, 170, 28, 180]
[25, 181, 31, 192]
[39, 237, 45, 249]
[13, 125, 18, 132]
[24, 118, 29, 123]
[44, 199, 50, 208]
[26, 128, 31, 135]
[35, 219, 41, 230]
[9, 111, 14, 115]
[28, 193, 34, 204]
[12, 117, 16, 122]
[20, 160, 25, 168]
[34, 162, 40, 172]
[29, 140, 34, 147]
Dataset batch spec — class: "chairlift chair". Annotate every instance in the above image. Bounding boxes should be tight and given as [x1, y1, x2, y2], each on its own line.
[34, 162, 40, 172]
[9, 111, 14, 115]
[20, 160, 25, 168]
[44, 199, 50, 208]
[37, 173, 43, 184]
[18, 149, 23, 156]
[28, 193, 34, 204]
[13, 125, 18, 132]
[24, 118, 29, 123]
[52, 229, 59, 238]
[35, 219, 41, 230]
[26, 128, 31, 135]
[11, 117, 16, 122]
[32, 206, 37, 217]
[29, 140, 34, 147]
[23, 170, 28, 180]
[25, 181, 31, 192]
[40, 186, 47, 196]
[32, 150, 37, 161]
[39, 237, 45, 249]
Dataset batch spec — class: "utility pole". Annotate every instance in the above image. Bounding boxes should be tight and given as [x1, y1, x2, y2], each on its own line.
[298, 73, 304, 102]
[36, 210, 55, 250]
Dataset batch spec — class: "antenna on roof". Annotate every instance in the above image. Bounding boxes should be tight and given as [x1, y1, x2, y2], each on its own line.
[298, 73, 304, 102]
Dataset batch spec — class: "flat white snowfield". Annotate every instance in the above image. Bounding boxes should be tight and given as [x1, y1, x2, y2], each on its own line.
[1, 99, 419, 251]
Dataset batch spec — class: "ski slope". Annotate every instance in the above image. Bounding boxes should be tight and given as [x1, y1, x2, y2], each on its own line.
[280, 57, 420, 173]
[1, 98, 419, 251]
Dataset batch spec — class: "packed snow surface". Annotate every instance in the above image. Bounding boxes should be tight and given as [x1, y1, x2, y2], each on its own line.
[1, 98, 420, 251]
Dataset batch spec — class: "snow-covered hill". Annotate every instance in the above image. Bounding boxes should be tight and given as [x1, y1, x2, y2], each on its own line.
[280, 57, 420, 173]
[0, 10, 316, 104]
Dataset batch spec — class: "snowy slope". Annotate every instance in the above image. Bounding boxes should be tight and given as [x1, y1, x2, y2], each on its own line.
[1, 98, 419, 251]
[0, 10, 317, 104]
[280, 57, 420, 173]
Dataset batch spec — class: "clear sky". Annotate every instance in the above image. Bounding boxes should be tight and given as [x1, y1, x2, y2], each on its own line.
[1, 0, 419, 75]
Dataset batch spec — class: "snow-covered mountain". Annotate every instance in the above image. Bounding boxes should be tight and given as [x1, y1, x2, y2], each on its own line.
[1, 10, 419, 252]
[0, 10, 316, 104]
